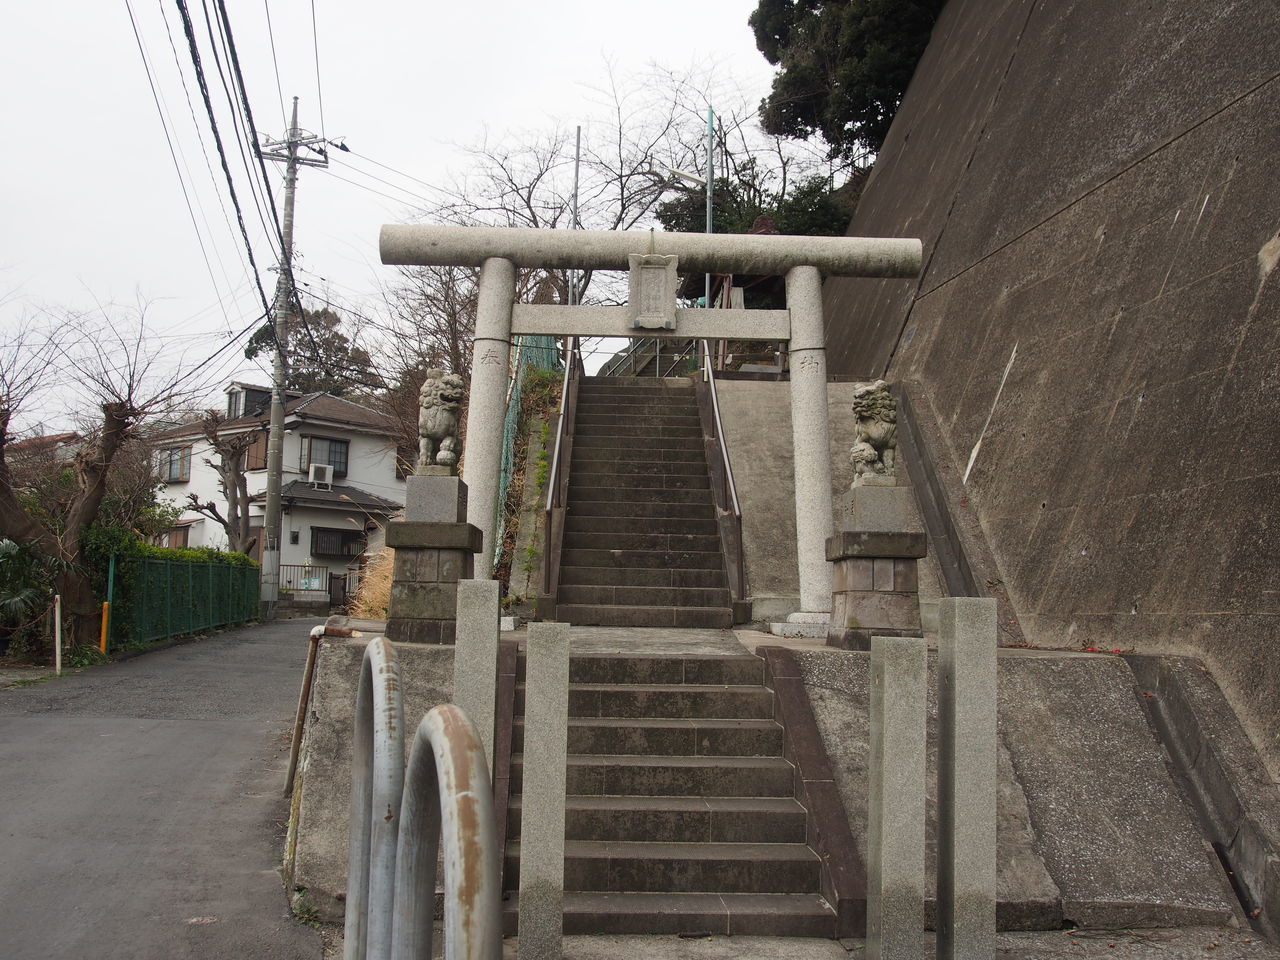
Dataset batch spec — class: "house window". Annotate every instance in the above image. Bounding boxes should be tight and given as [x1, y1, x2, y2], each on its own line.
[301, 436, 349, 479]
[244, 430, 268, 471]
[161, 445, 192, 482]
[311, 526, 367, 557]
[227, 390, 242, 418]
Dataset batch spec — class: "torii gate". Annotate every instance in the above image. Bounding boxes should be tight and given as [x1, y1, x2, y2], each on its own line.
[380, 225, 921, 624]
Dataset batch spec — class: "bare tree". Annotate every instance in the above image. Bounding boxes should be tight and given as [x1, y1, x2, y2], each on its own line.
[0, 313, 195, 648]
[184, 411, 259, 555]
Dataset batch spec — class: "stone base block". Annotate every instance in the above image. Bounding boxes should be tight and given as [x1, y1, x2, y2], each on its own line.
[828, 624, 919, 652]
[404, 474, 468, 523]
[844, 484, 922, 534]
[386, 520, 483, 552]
[770, 620, 830, 638]
[389, 581, 459, 621]
[385, 618, 457, 645]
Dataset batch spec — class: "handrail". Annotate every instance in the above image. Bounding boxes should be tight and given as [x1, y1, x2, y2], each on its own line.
[344, 639, 502, 960]
[600, 335, 653, 378]
[701, 339, 741, 518]
[659, 339, 699, 378]
[544, 337, 580, 515]
[542, 337, 582, 600]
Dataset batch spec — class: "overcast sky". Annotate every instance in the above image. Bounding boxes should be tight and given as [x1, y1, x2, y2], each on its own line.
[1, 1, 776, 427]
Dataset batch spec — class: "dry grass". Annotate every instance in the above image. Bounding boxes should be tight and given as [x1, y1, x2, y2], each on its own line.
[348, 548, 392, 619]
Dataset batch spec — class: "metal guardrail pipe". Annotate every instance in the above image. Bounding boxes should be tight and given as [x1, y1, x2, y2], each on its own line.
[344, 640, 503, 960]
[381, 225, 922, 278]
[390, 705, 502, 960]
[702, 341, 742, 518]
[345, 638, 405, 960]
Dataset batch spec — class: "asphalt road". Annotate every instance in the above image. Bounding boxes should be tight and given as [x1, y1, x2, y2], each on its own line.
[0, 618, 327, 960]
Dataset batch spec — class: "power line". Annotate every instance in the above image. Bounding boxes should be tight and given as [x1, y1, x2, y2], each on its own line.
[123, 0, 230, 322]
[261, 0, 287, 129]
[317, 165, 422, 208]
[172, 0, 273, 315]
[327, 155, 441, 208]
[157, 0, 258, 324]
[200, 0, 281, 261]
[342, 148, 452, 198]
[169, 309, 269, 393]
[310, 0, 326, 142]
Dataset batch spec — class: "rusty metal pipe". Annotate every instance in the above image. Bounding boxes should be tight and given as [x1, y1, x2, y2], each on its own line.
[391, 704, 502, 960]
[284, 626, 324, 798]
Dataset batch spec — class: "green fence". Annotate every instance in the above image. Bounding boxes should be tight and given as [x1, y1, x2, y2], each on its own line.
[106, 555, 258, 650]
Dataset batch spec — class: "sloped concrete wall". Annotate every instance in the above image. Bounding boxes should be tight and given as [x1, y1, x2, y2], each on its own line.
[822, 0, 1280, 774]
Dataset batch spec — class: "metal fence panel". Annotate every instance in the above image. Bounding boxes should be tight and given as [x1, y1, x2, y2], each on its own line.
[108, 555, 259, 651]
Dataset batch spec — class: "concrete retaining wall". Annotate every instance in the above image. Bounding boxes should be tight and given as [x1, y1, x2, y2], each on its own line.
[822, 0, 1280, 775]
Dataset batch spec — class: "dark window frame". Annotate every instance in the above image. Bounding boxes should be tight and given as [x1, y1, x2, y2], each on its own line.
[300, 434, 350, 479]
[161, 445, 192, 483]
[310, 526, 367, 558]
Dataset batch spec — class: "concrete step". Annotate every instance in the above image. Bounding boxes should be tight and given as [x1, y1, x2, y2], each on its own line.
[505, 839, 821, 893]
[555, 603, 734, 629]
[557, 654, 763, 686]
[514, 717, 783, 757]
[507, 795, 806, 843]
[572, 445, 706, 463]
[557, 565, 727, 589]
[571, 460, 710, 480]
[559, 548, 724, 570]
[575, 400, 702, 418]
[557, 583, 731, 609]
[576, 412, 702, 428]
[560, 532, 721, 553]
[501, 891, 837, 937]
[564, 515, 719, 536]
[579, 377, 694, 392]
[517, 682, 775, 720]
[511, 754, 795, 796]
[566, 499, 716, 520]
[573, 429, 704, 446]
[568, 483, 713, 502]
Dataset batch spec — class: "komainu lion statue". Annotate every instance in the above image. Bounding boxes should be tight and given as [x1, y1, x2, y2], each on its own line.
[417, 369, 465, 471]
[849, 380, 897, 485]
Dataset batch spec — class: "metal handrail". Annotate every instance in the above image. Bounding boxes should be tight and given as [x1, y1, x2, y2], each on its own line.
[344, 639, 502, 960]
[600, 335, 653, 378]
[659, 339, 699, 378]
[544, 337, 581, 515]
[701, 339, 741, 517]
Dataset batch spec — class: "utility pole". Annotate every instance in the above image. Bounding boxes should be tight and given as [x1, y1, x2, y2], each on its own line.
[257, 97, 328, 616]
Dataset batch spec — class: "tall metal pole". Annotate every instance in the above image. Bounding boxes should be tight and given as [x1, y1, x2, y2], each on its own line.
[258, 97, 328, 615]
[704, 106, 714, 310]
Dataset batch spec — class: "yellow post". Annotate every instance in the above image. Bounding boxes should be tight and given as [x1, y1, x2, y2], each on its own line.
[99, 601, 109, 654]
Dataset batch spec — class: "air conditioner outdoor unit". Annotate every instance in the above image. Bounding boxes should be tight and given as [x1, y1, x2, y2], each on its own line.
[308, 463, 333, 490]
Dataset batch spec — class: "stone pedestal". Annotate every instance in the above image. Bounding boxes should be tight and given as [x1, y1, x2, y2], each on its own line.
[386, 474, 482, 645]
[825, 530, 926, 650]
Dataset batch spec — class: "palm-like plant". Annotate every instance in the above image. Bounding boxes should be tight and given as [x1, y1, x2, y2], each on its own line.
[0, 538, 52, 627]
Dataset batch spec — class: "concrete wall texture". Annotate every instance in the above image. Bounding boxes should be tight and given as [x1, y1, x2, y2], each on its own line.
[822, 0, 1280, 773]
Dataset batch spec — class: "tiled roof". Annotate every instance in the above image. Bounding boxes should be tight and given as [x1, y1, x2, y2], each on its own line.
[251, 479, 402, 514]
[154, 390, 396, 440]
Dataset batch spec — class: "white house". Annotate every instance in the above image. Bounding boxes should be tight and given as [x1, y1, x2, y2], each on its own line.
[153, 382, 407, 603]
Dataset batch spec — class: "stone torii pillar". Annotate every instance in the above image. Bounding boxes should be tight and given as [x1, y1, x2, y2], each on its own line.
[379, 225, 922, 619]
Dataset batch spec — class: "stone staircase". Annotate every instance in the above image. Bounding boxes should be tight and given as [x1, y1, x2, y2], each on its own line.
[556, 377, 734, 629]
[504, 651, 842, 936]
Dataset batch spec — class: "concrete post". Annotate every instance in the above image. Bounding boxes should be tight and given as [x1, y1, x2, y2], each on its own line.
[453, 579, 501, 774]
[518, 621, 570, 960]
[462, 257, 517, 576]
[785, 265, 835, 621]
[868, 635, 926, 960]
[937, 598, 998, 959]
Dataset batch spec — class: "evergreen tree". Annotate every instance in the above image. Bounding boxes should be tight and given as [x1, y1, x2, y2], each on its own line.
[750, 0, 945, 157]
